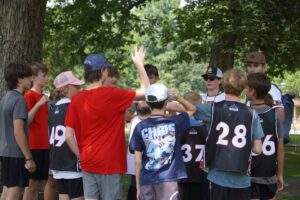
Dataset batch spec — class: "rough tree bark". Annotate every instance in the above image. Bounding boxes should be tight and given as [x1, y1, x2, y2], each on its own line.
[209, 33, 236, 73]
[0, 0, 47, 98]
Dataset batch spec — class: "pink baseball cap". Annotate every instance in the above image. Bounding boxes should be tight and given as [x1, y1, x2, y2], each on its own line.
[53, 71, 85, 89]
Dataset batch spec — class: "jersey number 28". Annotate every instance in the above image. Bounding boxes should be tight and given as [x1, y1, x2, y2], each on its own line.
[216, 122, 247, 148]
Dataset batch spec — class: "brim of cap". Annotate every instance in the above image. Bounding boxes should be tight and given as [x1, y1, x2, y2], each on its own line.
[202, 73, 219, 78]
[70, 80, 85, 85]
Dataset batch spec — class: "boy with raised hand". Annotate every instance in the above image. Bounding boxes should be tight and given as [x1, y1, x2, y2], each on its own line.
[246, 73, 284, 200]
[23, 62, 50, 200]
[65, 46, 149, 200]
[194, 69, 264, 200]
[178, 91, 209, 200]
[130, 83, 196, 200]
[0, 63, 36, 200]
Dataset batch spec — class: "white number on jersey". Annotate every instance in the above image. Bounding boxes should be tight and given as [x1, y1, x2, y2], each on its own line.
[252, 134, 275, 156]
[215, 122, 247, 148]
[49, 125, 66, 147]
[181, 144, 205, 162]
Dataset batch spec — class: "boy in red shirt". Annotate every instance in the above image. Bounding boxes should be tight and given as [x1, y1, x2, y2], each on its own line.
[23, 62, 50, 200]
[65, 46, 150, 200]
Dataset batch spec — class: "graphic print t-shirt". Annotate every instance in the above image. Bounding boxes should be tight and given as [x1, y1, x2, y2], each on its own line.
[130, 112, 189, 185]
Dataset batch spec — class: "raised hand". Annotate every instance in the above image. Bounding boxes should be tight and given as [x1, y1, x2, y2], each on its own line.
[37, 95, 49, 106]
[131, 46, 146, 68]
[168, 88, 179, 101]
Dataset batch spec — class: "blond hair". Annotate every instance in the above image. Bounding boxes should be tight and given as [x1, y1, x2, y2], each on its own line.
[184, 91, 201, 105]
[222, 69, 247, 96]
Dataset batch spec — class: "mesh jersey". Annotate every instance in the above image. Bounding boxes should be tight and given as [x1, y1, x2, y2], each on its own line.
[206, 101, 253, 175]
[251, 108, 278, 177]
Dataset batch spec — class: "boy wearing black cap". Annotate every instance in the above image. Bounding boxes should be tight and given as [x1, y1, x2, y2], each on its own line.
[65, 47, 150, 200]
[245, 51, 284, 121]
[201, 66, 225, 103]
[130, 83, 196, 200]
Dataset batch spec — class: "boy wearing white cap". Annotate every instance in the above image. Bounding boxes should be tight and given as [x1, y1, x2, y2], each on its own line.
[130, 83, 196, 200]
[49, 71, 85, 200]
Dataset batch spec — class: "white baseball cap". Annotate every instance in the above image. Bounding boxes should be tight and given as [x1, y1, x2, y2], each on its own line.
[145, 83, 169, 103]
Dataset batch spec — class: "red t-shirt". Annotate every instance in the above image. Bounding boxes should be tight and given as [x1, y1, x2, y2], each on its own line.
[65, 86, 136, 174]
[24, 89, 49, 149]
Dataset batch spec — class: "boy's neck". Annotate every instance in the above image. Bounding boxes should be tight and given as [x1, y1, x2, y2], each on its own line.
[225, 94, 240, 102]
[207, 88, 220, 96]
[86, 80, 103, 90]
[14, 85, 24, 94]
[251, 99, 266, 107]
[150, 109, 165, 116]
[32, 85, 43, 93]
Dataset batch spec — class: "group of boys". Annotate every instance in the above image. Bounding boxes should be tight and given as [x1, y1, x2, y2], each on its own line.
[0, 48, 284, 200]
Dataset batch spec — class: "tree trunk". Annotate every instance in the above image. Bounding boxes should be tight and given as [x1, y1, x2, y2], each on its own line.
[0, 0, 47, 98]
[209, 33, 236, 73]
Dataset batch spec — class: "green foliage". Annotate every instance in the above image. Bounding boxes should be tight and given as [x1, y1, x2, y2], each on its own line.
[273, 71, 300, 96]
[175, 0, 300, 75]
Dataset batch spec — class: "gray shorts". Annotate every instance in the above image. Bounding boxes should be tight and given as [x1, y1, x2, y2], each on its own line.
[141, 181, 179, 200]
[82, 171, 122, 200]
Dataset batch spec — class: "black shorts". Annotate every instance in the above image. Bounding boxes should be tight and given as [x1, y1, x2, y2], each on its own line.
[251, 182, 277, 199]
[126, 175, 137, 200]
[57, 178, 83, 199]
[0, 157, 29, 187]
[30, 149, 50, 180]
[211, 182, 250, 200]
[178, 182, 210, 200]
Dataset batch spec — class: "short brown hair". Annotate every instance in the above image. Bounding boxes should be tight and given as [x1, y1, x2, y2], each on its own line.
[107, 67, 119, 79]
[31, 62, 48, 76]
[4, 63, 32, 90]
[222, 69, 247, 96]
[184, 91, 201, 105]
[247, 73, 271, 100]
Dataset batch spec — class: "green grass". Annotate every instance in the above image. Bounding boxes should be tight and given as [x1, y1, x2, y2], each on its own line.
[284, 135, 300, 180]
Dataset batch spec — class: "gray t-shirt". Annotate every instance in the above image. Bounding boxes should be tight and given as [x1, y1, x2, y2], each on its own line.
[0, 90, 29, 157]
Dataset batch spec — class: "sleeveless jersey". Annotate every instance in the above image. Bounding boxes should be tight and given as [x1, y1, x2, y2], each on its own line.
[179, 119, 208, 183]
[49, 100, 80, 172]
[251, 108, 278, 177]
[206, 101, 253, 174]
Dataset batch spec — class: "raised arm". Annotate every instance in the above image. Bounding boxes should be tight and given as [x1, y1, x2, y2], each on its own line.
[28, 95, 49, 124]
[131, 46, 150, 100]
[168, 88, 196, 117]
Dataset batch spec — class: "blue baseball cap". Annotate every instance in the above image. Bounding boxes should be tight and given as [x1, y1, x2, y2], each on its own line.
[83, 54, 112, 70]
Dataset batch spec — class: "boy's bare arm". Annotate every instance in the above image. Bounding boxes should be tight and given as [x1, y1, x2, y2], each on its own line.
[169, 88, 196, 117]
[277, 138, 284, 191]
[131, 46, 150, 100]
[14, 119, 36, 172]
[252, 139, 262, 155]
[65, 127, 80, 158]
[135, 151, 143, 200]
[28, 95, 49, 124]
[275, 107, 285, 122]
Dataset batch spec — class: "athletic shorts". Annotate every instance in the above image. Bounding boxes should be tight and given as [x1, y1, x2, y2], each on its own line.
[251, 182, 277, 199]
[126, 175, 137, 200]
[57, 178, 83, 199]
[0, 157, 29, 187]
[140, 181, 179, 200]
[211, 182, 250, 200]
[82, 171, 122, 200]
[30, 149, 50, 180]
[178, 182, 210, 200]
